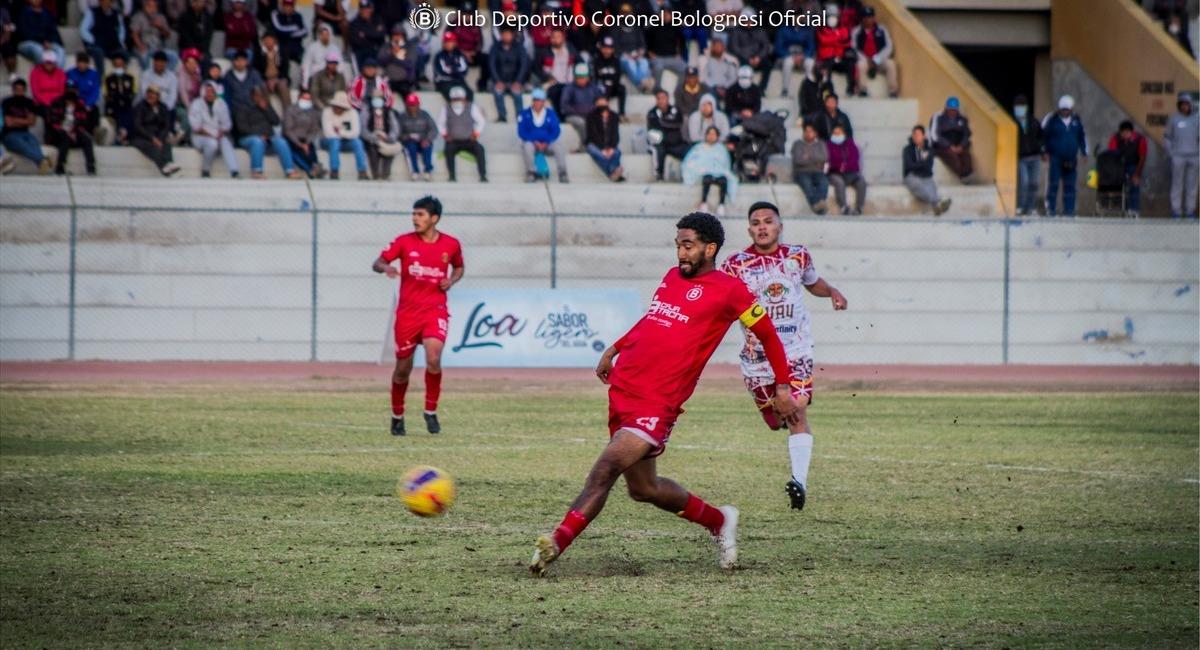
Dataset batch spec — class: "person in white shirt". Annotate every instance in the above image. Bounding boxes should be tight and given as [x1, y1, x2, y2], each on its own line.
[188, 80, 239, 177]
[321, 90, 369, 180]
[435, 85, 488, 182]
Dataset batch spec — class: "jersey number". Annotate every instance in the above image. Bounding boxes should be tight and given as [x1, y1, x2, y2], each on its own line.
[635, 417, 660, 431]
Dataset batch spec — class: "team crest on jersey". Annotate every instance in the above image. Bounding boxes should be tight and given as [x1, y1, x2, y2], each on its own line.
[763, 282, 789, 303]
[685, 286, 703, 301]
[441, 253, 450, 263]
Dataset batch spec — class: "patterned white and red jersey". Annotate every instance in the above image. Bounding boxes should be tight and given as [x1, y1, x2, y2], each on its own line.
[719, 243, 820, 378]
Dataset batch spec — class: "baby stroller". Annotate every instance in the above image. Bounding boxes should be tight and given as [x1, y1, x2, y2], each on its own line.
[733, 109, 789, 183]
[1092, 147, 1127, 217]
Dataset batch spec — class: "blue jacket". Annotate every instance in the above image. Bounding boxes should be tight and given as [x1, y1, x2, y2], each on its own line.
[67, 68, 101, 108]
[774, 26, 815, 59]
[1041, 112, 1088, 159]
[18, 6, 61, 45]
[517, 106, 561, 143]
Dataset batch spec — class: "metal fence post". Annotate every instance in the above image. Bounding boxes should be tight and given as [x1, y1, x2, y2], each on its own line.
[304, 180, 319, 362]
[65, 175, 78, 361]
[1002, 219, 1012, 365]
[550, 211, 558, 289]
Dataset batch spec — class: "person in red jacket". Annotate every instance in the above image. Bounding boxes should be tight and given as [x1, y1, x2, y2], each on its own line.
[825, 124, 867, 215]
[1107, 120, 1149, 217]
[29, 50, 65, 110]
[815, 5, 857, 96]
[223, 0, 258, 62]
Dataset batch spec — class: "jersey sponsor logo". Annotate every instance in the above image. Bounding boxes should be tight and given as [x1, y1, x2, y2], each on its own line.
[408, 251, 420, 257]
[408, 261, 447, 280]
[738, 303, 766, 327]
[765, 304, 795, 322]
[685, 286, 703, 301]
[635, 416, 659, 431]
[452, 302, 527, 351]
[647, 299, 691, 324]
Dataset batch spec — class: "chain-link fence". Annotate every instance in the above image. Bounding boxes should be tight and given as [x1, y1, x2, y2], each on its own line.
[1, 176, 1197, 364]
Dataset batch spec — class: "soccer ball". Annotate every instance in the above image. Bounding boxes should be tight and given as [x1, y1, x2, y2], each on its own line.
[397, 466, 456, 517]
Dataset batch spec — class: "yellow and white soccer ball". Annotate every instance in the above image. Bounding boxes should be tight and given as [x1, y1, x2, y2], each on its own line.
[397, 466, 456, 517]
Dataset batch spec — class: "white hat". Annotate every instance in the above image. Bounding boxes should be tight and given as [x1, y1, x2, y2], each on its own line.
[737, 65, 753, 79]
[1058, 95, 1075, 110]
[329, 91, 352, 110]
[448, 86, 467, 100]
[41, 50, 57, 64]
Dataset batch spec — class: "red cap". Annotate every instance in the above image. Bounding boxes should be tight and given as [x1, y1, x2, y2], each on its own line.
[181, 47, 202, 62]
[404, 93, 420, 107]
[443, 32, 457, 42]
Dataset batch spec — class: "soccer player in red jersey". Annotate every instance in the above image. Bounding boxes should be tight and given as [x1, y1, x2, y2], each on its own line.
[529, 212, 800, 576]
[720, 201, 847, 512]
[371, 196, 464, 436]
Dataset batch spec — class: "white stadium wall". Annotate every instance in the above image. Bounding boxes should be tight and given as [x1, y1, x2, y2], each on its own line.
[1, 178, 1197, 365]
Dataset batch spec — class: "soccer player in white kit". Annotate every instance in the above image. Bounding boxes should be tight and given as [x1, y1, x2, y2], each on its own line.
[719, 201, 848, 511]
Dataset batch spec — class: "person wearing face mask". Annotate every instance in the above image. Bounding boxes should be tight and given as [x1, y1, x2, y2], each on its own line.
[360, 88, 401, 181]
[1164, 92, 1198, 219]
[1040, 94, 1087, 217]
[435, 85, 488, 183]
[103, 51, 136, 145]
[825, 124, 866, 215]
[46, 80, 98, 175]
[322, 90, 370, 180]
[1012, 94, 1044, 216]
[282, 89, 325, 179]
[189, 80, 240, 178]
[724, 66, 762, 127]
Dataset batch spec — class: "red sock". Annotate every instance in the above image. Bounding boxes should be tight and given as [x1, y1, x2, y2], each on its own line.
[678, 493, 724, 536]
[424, 370, 442, 412]
[391, 380, 407, 418]
[551, 510, 590, 552]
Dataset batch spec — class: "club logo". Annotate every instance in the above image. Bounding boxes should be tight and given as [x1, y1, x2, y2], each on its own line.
[686, 286, 703, 301]
[764, 282, 789, 303]
[441, 252, 450, 263]
[409, 2, 440, 30]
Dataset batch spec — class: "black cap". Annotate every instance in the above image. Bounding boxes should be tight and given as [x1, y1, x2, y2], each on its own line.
[600, 36, 614, 48]
[1013, 94, 1028, 105]
[232, 49, 248, 59]
[152, 50, 168, 61]
[363, 57, 379, 68]
[862, 6, 875, 16]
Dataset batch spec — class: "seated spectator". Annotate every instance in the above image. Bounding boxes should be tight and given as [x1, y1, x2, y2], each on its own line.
[104, 52, 136, 144]
[359, 88, 400, 180]
[517, 87, 568, 183]
[903, 124, 951, 215]
[236, 86, 301, 179]
[68, 52, 101, 109]
[686, 94, 729, 144]
[682, 125, 738, 216]
[776, 21, 816, 99]
[560, 64, 603, 151]
[401, 16, 435, 87]
[177, 0, 214, 56]
[647, 89, 690, 182]
[80, 0, 125, 75]
[177, 48, 204, 110]
[1013, 94, 1044, 216]
[1155, 1, 1195, 57]
[223, 51, 265, 113]
[610, 4, 653, 93]
[1107, 120, 1148, 218]
[141, 51, 180, 130]
[489, 26, 529, 123]
[434, 32, 471, 101]
[348, 0, 386, 69]
[678, 0, 710, 55]
[189, 80, 240, 178]
[798, 65, 834, 122]
[322, 90, 369, 180]
[647, 8, 687, 90]
[436, 86, 488, 183]
[303, 24, 342, 89]
[46, 81, 98, 175]
[1, 79, 52, 173]
[728, 10, 773, 91]
[313, 0, 349, 37]
[312, 52, 347, 111]
[380, 26, 418, 98]
[791, 122, 828, 215]
[698, 39, 739, 104]
[808, 92, 852, 140]
[851, 7, 898, 98]
[223, 0, 259, 63]
[536, 29, 577, 110]
[349, 58, 392, 111]
[16, 0, 64, 67]
[255, 33, 292, 109]
[270, 0, 305, 62]
[130, 0, 177, 71]
[675, 66, 710, 120]
[929, 95, 973, 181]
[593, 37, 627, 118]
[1164, 92, 1198, 219]
[30, 51, 66, 110]
[826, 124, 866, 215]
[585, 95, 625, 183]
[725, 66, 763, 124]
[1041, 94, 1087, 217]
[131, 85, 181, 176]
[816, 4, 857, 96]
[446, 6, 486, 92]
[283, 89, 325, 178]
[397, 92, 438, 181]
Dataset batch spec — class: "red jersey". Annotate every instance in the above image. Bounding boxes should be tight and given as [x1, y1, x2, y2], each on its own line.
[379, 231, 464, 316]
[609, 267, 762, 412]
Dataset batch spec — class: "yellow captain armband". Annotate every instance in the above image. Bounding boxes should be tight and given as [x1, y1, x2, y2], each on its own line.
[739, 303, 767, 327]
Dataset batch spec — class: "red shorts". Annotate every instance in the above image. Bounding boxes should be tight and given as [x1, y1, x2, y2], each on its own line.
[394, 311, 448, 359]
[745, 357, 814, 431]
[607, 388, 681, 459]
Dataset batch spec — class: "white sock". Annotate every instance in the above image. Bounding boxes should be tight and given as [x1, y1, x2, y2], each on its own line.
[788, 433, 813, 488]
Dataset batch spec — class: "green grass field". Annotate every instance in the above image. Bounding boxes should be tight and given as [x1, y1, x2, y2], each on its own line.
[1, 378, 1197, 648]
